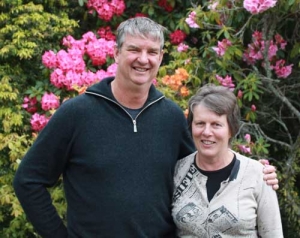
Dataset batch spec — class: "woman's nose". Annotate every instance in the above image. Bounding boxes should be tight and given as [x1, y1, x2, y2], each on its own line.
[202, 125, 212, 135]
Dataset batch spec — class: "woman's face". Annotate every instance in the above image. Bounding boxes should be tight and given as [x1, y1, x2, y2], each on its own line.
[192, 103, 231, 160]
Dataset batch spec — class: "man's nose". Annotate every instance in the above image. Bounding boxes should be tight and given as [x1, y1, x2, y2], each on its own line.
[137, 52, 148, 63]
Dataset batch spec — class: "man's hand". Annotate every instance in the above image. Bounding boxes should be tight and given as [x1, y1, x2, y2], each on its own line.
[259, 159, 279, 190]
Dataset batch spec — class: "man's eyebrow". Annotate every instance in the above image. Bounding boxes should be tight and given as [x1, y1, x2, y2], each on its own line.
[125, 44, 160, 51]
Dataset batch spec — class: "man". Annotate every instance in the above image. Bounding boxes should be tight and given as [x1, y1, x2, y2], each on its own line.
[13, 17, 278, 238]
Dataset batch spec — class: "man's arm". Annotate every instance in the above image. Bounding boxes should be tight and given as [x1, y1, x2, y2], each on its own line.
[259, 159, 279, 190]
[13, 101, 75, 238]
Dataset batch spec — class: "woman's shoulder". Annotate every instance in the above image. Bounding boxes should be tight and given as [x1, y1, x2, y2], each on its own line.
[174, 152, 197, 183]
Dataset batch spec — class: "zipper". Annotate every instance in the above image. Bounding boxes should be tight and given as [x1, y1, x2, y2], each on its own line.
[85, 91, 164, 132]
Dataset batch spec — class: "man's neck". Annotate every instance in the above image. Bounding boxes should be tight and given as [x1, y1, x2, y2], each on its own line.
[111, 79, 149, 109]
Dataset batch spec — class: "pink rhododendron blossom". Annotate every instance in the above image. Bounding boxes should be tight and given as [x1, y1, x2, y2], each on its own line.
[243, 0, 277, 14]
[43, 30, 117, 91]
[212, 39, 232, 57]
[22, 96, 38, 114]
[243, 41, 263, 64]
[251, 104, 256, 112]
[185, 11, 200, 28]
[177, 43, 189, 52]
[86, 38, 115, 66]
[97, 26, 116, 41]
[275, 34, 287, 49]
[216, 75, 235, 90]
[56, 50, 75, 72]
[208, 0, 219, 10]
[106, 63, 118, 75]
[30, 113, 50, 132]
[41, 92, 60, 111]
[238, 145, 252, 154]
[82, 31, 98, 43]
[169, 30, 187, 45]
[42, 50, 57, 69]
[62, 35, 76, 48]
[244, 134, 251, 143]
[94, 63, 118, 81]
[79, 71, 99, 86]
[243, 31, 288, 66]
[237, 90, 243, 99]
[87, 0, 125, 21]
[50, 69, 65, 89]
[272, 60, 293, 78]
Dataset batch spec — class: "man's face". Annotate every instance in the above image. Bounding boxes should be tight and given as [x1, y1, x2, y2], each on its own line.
[114, 34, 163, 87]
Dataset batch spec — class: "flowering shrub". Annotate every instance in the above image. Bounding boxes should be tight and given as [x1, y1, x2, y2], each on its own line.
[27, 30, 118, 131]
[243, 31, 293, 78]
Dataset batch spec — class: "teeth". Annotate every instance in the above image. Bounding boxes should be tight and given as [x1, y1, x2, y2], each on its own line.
[202, 140, 214, 145]
[135, 67, 147, 72]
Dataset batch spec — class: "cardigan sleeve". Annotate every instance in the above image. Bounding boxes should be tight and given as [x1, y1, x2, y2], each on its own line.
[13, 99, 77, 238]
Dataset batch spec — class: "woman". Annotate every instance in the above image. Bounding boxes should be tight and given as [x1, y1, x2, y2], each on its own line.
[172, 84, 283, 237]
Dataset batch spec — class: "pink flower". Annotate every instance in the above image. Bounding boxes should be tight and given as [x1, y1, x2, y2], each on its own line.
[86, 38, 115, 66]
[97, 26, 116, 41]
[244, 134, 251, 143]
[185, 11, 200, 28]
[106, 63, 118, 75]
[42, 50, 57, 69]
[238, 145, 252, 154]
[237, 90, 243, 99]
[212, 39, 232, 57]
[41, 92, 60, 111]
[50, 69, 65, 89]
[22, 96, 38, 114]
[56, 50, 74, 72]
[275, 34, 287, 50]
[251, 104, 256, 112]
[244, 0, 277, 14]
[169, 30, 187, 45]
[30, 113, 50, 131]
[177, 43, 189, 52]
[216, 74, 235, 90]
[272, 59, 293, 78]
[87, 0, 125, 21]
[208, 1, 219, 10]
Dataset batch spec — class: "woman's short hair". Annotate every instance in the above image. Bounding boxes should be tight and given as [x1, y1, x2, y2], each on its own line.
[187, 84, 241, 138]
[116, 17, 166, 50]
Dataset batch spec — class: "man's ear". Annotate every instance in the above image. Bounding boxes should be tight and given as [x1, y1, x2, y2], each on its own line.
[159, 50, 164, 64]
[114, 46, 120, 63]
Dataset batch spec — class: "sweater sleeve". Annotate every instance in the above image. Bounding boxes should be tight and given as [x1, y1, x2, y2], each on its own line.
[256, 165, 284, 238]
[13, 100, 76, 238]
[178, 111, 195, 159]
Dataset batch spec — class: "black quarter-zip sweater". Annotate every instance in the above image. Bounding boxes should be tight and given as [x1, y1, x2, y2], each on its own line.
[13, 77, 195, 238]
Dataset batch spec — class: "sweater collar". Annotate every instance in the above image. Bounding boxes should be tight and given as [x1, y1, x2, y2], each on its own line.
[85, 77, 164, 106]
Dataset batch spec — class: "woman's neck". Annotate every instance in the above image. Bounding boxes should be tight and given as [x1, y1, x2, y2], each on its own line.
[195, 150, 234, 171]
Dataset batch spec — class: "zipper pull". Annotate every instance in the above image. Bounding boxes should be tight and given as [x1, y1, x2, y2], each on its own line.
[133, 120, 137, 132]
